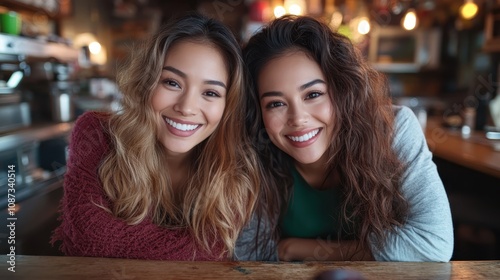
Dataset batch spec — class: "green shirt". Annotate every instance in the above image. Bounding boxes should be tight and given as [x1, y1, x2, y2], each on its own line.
[279, 167, 342, 239]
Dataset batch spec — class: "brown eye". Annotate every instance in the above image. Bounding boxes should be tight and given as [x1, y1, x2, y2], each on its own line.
[203, 91, 221, 97]
[266, 101, 285, 109]
[305, 92, 322, 100]
[163, 79, 180, 88]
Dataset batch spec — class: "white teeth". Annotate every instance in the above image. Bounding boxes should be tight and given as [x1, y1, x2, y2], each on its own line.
[165, 118, 199, 131]
[288, 129, 319, 142]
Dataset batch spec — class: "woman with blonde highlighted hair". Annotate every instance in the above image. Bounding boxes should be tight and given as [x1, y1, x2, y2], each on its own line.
[52, 13, 263, 260]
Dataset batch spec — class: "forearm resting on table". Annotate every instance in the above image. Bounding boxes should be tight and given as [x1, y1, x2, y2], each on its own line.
[278, 237, 374, 261]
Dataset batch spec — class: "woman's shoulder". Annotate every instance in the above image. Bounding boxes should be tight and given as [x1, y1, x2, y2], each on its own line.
[70, 111, 113, 148]
[390, 105, 426, 150]
[72, 111, 113, 136]
[392, 105, 415, 124]
[74, 111, 112, 128]
[391, 105, 422, 133]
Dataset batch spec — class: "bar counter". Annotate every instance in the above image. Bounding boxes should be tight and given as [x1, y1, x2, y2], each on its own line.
[1, 255, 499, 279]
[424, 118, 500, 179]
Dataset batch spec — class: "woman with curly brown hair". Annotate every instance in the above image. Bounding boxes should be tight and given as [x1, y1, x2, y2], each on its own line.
[51, 13, 263, 260]
[243, 15, 453, 261]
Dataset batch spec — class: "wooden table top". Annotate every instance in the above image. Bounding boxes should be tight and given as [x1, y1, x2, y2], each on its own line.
[1, 255, 499, 280]
[425, 118, 500, 179]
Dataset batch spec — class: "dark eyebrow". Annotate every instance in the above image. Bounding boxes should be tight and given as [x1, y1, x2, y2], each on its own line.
[163, 66, 186, 78]
[299, 79, 326, 91]
[163, 66, 227, 89]
[204, 80, 227, 89]
[260, 79, 326, 100]
[260, 91, 283, 100]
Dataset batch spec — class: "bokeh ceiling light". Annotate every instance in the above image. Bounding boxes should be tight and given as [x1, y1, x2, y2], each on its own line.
[460, 0, 478, 20]
[274, 5, 286, 18]
[329, 10, 343, 29]
[283, 0, 306, 16]
[73, 32, 106, 65]
[288, 4, 302, 15]
[402, 9, 418, 30]
[88, 41, 102, 55]
[357, 17, 370, 35]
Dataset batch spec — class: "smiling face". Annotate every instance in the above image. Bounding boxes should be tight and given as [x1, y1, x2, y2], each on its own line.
[151, 40, 228, 157]
[258, 50, 334, 166]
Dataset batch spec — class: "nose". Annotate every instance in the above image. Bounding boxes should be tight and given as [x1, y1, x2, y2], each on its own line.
[287, 103, 308, 127]
[173, 89, 198, 116]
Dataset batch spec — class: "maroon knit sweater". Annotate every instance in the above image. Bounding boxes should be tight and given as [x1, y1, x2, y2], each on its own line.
[51, 111, 225, 260]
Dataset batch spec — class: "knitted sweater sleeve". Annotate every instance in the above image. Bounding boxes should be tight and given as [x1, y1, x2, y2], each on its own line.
[51, 111, 224, 260]
[369, 106, 454, 262]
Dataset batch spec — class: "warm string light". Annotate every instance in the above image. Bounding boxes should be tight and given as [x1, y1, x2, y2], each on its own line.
[281, 2, 416, 34]
[273, 0, 476, 35]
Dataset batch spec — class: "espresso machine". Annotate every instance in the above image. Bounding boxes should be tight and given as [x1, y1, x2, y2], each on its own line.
[0, 34, 78, 201]
[0, 53, 30, 133]
[22, 58, 78, 124]
[0, 33, 79, 126]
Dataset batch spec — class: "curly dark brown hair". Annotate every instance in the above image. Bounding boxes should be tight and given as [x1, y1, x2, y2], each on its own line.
[243, 15, 409, 258]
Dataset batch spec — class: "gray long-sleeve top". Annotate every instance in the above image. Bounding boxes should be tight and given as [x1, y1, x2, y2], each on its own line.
[235, 105, 454, 262]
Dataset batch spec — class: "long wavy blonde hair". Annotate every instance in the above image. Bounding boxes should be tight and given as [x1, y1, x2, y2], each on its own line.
[98, 13, 260, 258]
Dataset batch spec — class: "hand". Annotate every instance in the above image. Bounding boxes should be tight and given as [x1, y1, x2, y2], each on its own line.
[278, 237, 317, 261]
[277, 238, 295, 261]
[278, 237, 375, 261]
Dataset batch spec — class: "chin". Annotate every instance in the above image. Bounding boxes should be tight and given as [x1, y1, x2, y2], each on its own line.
[292, 155, 322, 165]
[162, 142, 197, 156]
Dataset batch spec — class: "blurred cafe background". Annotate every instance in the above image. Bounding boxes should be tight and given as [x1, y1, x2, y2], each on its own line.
[0, 0, 499, 260]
